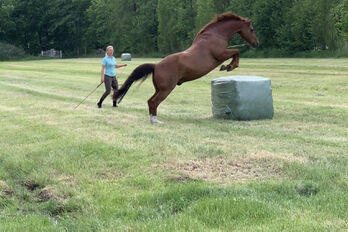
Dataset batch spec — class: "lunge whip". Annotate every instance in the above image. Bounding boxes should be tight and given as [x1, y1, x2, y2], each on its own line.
[74, 82, 103, 109]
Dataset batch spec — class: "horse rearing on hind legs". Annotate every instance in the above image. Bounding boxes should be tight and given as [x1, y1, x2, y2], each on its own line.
[113, 12, 259, 124]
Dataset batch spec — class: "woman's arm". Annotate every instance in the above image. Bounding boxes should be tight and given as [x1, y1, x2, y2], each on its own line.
[116, 64, 127, 68]
[100, 65, 105, 83]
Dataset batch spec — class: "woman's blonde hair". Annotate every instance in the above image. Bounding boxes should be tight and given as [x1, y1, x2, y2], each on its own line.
[105, 45, 113, 56]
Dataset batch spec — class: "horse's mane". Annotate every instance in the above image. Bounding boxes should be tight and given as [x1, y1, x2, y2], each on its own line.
[196, 12, 248, 37]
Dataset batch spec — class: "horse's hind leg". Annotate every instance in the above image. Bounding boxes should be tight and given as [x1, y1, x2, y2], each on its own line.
[147, 90, 158, 114]
[148, 60, 178, 123]
[147, 88, 174, 124]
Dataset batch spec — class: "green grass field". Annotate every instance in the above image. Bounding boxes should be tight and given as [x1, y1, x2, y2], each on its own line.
[0, 58, 347, 231]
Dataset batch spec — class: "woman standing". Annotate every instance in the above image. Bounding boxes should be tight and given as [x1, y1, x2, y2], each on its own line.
[97, 45, 127, 108]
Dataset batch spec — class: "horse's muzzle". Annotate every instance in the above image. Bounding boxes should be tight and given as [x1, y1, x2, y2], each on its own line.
[252, 42, 259, 48]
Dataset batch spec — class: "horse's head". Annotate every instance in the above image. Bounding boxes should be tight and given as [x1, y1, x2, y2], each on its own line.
[239, 19, 259, 48]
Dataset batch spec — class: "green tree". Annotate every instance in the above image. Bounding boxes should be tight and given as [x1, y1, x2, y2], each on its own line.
[109, 0, 138, 54]
[10, 0, 91, 55]
[276, 0, 340, 52]
[3, 0, 347, 57]
[310, 0, 339, 50]
[112, 0, 158, 54]
[276, 0, 316, 51]
[11, 0, 51, 54]
[132, 0, 158, 54]
[251, 0, 293, 49]
[228, 0, 255, 17]
[48, 0, 91, 56]
[157, 0, 196, 53]
[87, 0, 158, 55]
[176, 0, 197, 49]
[86, 0, 113, 49]
[213, 0, 232, 14]
[195, 0, 215, 32]
[333, 0, 348, 42]
[0, 0, 15, 42]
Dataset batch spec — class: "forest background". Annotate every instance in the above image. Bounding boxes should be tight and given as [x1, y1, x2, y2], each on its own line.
[1, 0, 348, 59]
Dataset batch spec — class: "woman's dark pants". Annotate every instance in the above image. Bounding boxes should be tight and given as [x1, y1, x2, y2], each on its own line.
[98, 75, 118, 106]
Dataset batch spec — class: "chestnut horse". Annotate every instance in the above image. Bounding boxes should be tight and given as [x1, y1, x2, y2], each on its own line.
[113, 12, 259, 123]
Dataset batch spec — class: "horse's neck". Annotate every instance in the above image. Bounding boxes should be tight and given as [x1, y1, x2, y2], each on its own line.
[210, 20, 243, 40]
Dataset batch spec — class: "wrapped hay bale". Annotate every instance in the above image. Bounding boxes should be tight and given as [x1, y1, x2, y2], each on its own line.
[211, 76, 274, 120]
[121, 53, 132, 61]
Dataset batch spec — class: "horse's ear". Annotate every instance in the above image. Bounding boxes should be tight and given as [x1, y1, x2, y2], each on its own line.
[242, 18, 251, 26]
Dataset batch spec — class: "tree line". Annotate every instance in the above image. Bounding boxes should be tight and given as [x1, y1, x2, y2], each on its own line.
[1, 0, 347, 57]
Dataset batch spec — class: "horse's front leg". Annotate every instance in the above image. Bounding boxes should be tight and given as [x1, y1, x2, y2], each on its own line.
[219, 49, 240, 72]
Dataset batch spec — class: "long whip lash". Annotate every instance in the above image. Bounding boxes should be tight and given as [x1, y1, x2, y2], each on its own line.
[74, 82, 103, 109]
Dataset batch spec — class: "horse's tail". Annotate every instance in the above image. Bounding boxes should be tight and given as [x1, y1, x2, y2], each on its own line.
[114, 63, 155, 104]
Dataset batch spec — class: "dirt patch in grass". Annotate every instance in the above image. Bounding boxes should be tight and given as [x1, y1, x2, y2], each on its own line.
[39, 186, 57, 201]
[97, 170, 123, 180]
[21, 180, 42, 191]
[161, 151, 307, 184]
[14, 177, 81, 217]
[0, 180, 15, 197]
[44, 174, 79, 203]
[38, 186, 70, 203]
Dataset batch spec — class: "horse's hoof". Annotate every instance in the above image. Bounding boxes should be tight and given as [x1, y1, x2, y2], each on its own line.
[151, 120, 163, 124]
[219, 65, 226, 71]
[226, 65, 233, 72]
[150, 119, 163, 124]
[150, 115, 163, 124]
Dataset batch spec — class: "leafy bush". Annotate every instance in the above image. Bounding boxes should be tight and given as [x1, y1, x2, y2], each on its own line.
[0, 42, 25, 60]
